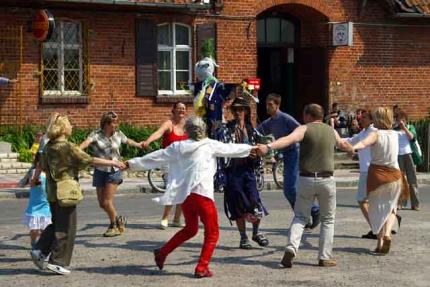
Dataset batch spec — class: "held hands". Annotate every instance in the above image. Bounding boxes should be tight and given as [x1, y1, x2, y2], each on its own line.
[141, 141, 150, 149]
[254, 144, 269, 156]
[112, 160, 127, 170]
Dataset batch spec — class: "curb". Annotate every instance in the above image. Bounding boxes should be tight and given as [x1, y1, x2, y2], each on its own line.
[2, 177, 430, 200]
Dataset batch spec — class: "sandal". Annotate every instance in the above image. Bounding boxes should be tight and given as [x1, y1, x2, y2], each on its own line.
[380, 236, 391, 254]
[239, 238, 253, 249]
[252, 233, 269, 247]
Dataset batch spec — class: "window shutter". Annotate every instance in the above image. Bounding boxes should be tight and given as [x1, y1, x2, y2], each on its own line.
[136, 19, 157, 97]
[196, 22, 217, 60]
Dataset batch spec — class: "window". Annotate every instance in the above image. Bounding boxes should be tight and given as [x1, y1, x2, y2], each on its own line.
[157, 23, 191, 95]
[41, 20, 89, 98]
[257, 17, 295, 45]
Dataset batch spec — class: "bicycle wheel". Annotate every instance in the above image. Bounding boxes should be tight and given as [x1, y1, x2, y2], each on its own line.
[255, 169, 264, 192]
[272, 160, 284, 189]
[147, 168, 167, 193]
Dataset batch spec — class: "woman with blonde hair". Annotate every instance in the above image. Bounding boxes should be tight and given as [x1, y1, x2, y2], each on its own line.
[351, 107, 402, 254]
[31, 114, 125, 275]
[80, 111, 143, 237]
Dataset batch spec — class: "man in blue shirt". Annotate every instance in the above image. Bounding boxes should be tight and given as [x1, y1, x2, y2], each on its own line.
[257, 93, 320, 228]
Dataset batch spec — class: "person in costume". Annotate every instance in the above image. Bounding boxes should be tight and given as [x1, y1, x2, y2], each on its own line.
[218, 96, 269, 249]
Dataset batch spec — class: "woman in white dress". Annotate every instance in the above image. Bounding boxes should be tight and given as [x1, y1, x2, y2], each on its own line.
[351, 107, 401, 254]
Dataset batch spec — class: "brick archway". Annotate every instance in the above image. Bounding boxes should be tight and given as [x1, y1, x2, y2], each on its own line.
[255, 0, 333, 20]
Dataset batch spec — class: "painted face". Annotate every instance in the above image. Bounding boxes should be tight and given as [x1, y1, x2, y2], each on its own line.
[266, 100, 279, 116]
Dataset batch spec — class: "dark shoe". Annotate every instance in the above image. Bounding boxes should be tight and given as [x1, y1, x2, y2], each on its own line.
[194, 269, 213, 278]
[318, 259, 337, 267]
[411, 206, 420, 211]
[239, 238, 253, 250]
[154, 249, 166, 270]
[252, 233, 269, 247]
[280, 249, 295, 268]
[115, 215, 127, 234]
[309, 210, 321, 229]
[362, 231, 377, 240]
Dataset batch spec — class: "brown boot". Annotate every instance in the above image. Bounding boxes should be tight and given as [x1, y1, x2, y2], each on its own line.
[318, 259, 337, 267]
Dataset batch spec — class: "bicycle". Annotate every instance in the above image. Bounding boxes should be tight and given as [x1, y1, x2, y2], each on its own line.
[259, 135, 284, 190]
[147, 166, 168, 193]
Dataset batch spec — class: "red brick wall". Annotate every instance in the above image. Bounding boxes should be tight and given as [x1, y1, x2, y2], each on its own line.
[1, 0, 430, 129]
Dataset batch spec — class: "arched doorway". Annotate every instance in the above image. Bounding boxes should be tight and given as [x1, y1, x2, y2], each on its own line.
[257, 5, 329, 122]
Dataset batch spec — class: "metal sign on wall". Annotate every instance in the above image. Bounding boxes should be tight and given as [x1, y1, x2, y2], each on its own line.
[332, 22, 353, 46]
[32, 10, 55, 42]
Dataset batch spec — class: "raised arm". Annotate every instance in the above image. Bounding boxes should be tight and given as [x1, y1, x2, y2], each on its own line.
[352, 131, 378, 152]
[142, 120, 172, 149]
[334, 129, 354, 153]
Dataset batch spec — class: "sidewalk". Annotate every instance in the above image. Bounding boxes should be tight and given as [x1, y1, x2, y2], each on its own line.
[1, 169, 430, 199]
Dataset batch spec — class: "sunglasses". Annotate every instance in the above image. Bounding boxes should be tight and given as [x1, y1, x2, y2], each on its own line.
[106, 111, 118, 119]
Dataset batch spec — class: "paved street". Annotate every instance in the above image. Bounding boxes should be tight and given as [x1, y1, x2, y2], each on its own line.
[0, 186, 429, 287]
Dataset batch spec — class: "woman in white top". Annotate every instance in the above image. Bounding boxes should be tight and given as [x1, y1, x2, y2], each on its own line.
[351, 107, 402, 254]
[125, 116, 254, 278]
[395, 110, 420, 210]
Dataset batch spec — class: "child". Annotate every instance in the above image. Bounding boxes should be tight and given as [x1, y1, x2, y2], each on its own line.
[30, 131, 44, 160]
[22, 169, 51, 249]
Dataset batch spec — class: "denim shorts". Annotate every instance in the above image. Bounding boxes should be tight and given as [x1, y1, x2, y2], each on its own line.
[356, 172, 368, 202]
[92, 169, 123, 187]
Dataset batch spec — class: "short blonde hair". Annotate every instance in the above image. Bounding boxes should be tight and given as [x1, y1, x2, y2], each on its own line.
[372, 107, 393, 130]
[47, 115, 71, 140]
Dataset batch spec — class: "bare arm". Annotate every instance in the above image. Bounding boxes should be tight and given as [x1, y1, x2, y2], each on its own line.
[399, 121, 414, 141]
[334, 129, 353, 153]
[142, 120, 172, 148]
[92, 157, 125, 169]
[352, 131, 378, 151]
[126, 138, 143, 149]
[256, 125, 306, 155]
[79, 137, 92, 150]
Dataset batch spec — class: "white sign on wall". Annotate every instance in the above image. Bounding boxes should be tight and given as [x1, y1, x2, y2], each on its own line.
[333, 22, 353, 46]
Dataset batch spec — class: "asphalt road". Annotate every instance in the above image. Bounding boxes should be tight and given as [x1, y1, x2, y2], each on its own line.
[1, 186, 429, 287]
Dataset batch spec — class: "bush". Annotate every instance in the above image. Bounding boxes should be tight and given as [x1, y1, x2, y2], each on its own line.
[18, 148, 33, 163]
[0, 124, 160, 161]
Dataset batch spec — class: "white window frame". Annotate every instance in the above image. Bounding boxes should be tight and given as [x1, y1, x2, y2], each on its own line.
[157, 22, 192, 96]
[42, 20, 83, 96]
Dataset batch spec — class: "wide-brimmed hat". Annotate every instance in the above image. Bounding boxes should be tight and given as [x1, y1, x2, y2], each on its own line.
[231, 96, 250, 109]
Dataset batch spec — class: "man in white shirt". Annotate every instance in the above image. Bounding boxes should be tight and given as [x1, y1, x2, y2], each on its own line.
[345, 110, 378, 239]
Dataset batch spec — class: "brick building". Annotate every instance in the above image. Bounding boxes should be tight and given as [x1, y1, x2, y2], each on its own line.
[0, 0, 429, 128]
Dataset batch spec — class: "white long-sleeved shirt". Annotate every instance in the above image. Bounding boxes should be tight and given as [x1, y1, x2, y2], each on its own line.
[128, 138, 252, 205]
[347, 124, 378, 172]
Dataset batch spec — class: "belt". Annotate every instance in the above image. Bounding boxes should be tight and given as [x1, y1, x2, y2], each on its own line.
[299, 171, 333, 178]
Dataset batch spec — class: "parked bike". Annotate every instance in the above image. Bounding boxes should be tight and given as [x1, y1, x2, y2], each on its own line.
[147, 167, 167, 193]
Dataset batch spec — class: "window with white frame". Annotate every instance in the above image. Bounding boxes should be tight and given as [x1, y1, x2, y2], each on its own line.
[42, 20, 84, 96]
[157, 23, 192, 95]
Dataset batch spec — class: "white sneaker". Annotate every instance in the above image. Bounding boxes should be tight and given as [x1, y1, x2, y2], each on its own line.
[160, 219, 168, 230]
[46, 263, 71, 275]
[30, 250, 48, 270]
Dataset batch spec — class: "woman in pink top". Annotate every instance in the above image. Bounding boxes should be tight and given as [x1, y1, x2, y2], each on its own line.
[142, 102, 188, 229]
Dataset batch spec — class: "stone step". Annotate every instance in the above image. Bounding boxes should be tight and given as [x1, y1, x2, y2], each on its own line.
[0, 152, 19, 160]
[0, 168, 29, 174]
[334, 151, 354, 161]
[335, 160, 359, 169]
[0, 157, 18, 163]
[0, 162, 32, 169]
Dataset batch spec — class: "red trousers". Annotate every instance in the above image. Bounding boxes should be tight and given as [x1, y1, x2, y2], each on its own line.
[159, 193, 219, 273]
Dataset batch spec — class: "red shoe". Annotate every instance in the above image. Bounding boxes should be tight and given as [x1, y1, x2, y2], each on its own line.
[194, 269, 213, 278]
[153, 249, 165, 270]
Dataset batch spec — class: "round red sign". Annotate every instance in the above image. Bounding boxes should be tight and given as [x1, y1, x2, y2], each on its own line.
[32, 10, 55, 42]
